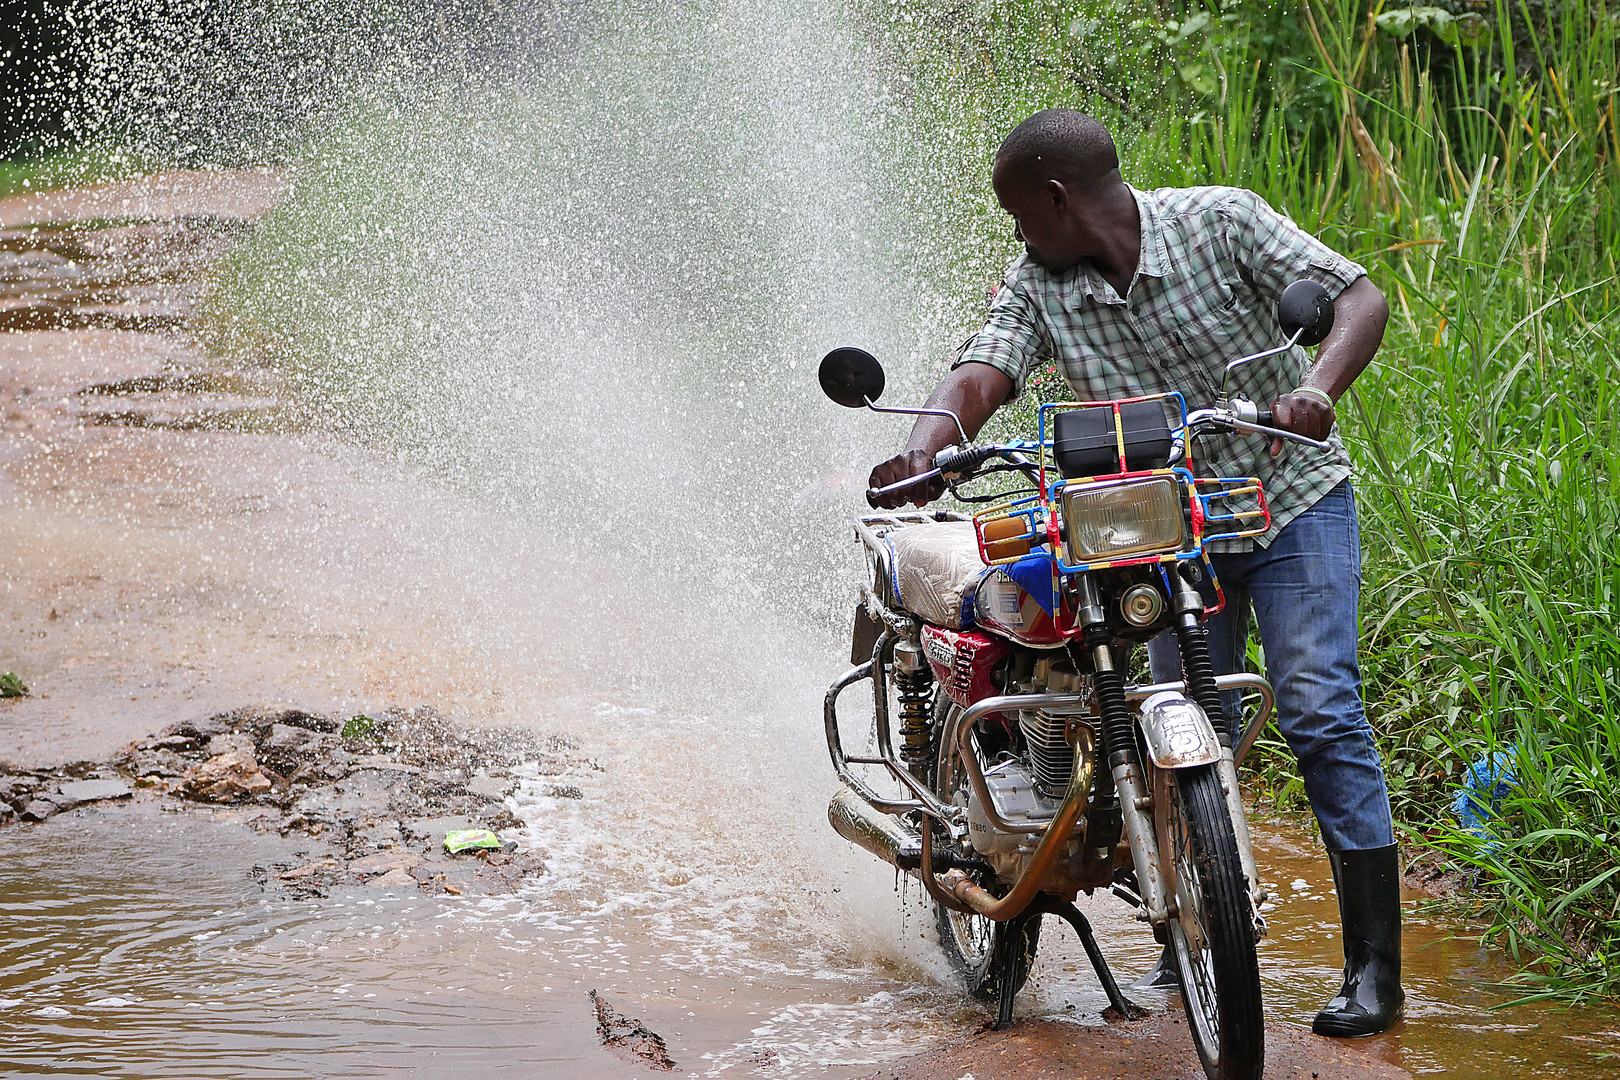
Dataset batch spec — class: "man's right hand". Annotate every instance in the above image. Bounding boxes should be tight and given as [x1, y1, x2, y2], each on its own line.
[863, 361, 1015, 510]
[868, 449, 944, 509]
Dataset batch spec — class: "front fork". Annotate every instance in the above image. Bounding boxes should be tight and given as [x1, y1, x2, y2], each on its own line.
[1077, 573, 1267, 935]
[1167, 568, 1267, 920]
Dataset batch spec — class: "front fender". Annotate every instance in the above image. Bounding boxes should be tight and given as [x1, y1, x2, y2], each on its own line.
[1138, 691, 1222, 768]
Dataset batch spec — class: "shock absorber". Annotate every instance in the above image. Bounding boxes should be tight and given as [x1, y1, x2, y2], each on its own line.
[893, 639, 935, 773]
[1073, 577, 1138, 772]
[1170, 569, 1231, 745]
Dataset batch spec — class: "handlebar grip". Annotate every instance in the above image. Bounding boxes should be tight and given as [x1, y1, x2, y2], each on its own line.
[1255, 409, 1273, 428]
[935, 445, 997, 476]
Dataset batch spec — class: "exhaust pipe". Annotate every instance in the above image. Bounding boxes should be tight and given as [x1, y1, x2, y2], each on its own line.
[829, 786, 921, 869]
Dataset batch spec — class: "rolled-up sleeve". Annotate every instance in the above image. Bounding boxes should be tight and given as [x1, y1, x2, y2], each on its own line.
[1223, 190, 1366, 303]
[950, 278, 1051, 401]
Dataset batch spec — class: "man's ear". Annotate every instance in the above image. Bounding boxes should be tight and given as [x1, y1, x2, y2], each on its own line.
[1045, 179, 1070, 210]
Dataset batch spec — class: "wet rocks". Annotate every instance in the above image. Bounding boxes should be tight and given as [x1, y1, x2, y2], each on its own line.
[0, 774, 39, 809]
[55, 779, 132, 805]
[466, 771, 514, 802]
[203, 732, 256, 758]
[591, 990, 676, 1072]
[0, 767, 134, 821]
[180, 750, 274, 802]
[1, 703, 585, 901]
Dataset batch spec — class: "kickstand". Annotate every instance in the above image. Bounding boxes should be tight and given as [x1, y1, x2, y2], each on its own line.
[991, 911, 1035, 1031]
[1034, 895, 1149, 1020]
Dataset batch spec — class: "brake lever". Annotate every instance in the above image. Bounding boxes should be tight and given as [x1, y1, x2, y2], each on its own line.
[1224, 416, 1331, 451]
[865, 444, 1008, 506]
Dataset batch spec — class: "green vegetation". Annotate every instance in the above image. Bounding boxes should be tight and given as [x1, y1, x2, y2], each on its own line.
[341, 714, 378, 741]
[862, 0, 1619, 999]
[0, 149, 152, 199]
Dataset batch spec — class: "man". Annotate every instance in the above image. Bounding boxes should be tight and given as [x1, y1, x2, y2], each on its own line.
[868, 109, 1402, 1037]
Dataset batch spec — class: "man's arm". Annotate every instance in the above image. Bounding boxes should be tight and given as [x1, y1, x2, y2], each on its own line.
[868, 362, 1016, 508]
[1269, 275, 1389, 454]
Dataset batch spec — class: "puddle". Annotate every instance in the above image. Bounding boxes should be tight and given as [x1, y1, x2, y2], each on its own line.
[1243, 824, 1619, 1078]
[0, 802, 971, 1079]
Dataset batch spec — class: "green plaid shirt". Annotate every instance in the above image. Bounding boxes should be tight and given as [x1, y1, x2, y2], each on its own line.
[954, 185, 1367, 550]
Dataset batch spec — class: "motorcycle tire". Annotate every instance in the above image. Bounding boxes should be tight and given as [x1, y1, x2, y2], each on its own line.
[1158, 762, 1264, 1080]
[928, 698, 1042, 1003]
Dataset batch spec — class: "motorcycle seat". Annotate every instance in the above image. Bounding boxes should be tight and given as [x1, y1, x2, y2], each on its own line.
[886, 520, 986, 629]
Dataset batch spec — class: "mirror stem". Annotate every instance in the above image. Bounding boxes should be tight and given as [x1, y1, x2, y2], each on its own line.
[863, 398, 970, 445]
[1219, 327, 1305, 400]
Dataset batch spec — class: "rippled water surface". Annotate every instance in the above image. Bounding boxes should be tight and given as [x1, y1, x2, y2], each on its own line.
[4, 793, 1618, 1078]
[0, 801, 978, 1078]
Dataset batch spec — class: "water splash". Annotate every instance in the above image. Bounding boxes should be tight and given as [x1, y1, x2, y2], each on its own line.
[180, 0, 996, 975]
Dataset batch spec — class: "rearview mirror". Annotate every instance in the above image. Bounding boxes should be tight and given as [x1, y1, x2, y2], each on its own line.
[1277, 280, 1335, 347]
[819, 347, 886, 408]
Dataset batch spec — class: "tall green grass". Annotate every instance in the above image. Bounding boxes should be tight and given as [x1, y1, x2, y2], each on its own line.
[860, 0, 1620, 999]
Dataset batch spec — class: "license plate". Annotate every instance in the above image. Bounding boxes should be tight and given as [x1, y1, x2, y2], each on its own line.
[850, 603, 881, 665]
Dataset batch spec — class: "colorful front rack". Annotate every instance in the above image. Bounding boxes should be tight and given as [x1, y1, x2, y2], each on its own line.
[970, 394, 1273, 628]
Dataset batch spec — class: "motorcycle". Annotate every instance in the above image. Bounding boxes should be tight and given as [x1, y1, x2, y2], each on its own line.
[816, 281, 1339, 1080]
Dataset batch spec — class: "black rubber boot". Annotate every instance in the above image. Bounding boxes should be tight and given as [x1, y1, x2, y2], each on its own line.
[1313, 843, 1404, 1037]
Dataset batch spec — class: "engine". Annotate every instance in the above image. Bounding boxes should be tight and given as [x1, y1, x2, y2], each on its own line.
[960, 655, 1110, 892]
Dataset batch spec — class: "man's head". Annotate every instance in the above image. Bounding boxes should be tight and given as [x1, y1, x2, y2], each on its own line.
[991, 110, 1125, 272]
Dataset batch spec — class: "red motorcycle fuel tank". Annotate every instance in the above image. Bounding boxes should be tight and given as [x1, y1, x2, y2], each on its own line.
[920, 625, 1009, 709]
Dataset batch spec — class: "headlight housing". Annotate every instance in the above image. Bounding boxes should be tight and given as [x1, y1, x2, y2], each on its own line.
[1060, 477, 1189, 564]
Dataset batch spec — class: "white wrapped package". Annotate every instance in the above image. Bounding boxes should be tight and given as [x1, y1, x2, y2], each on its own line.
[887, 520, 987, 629]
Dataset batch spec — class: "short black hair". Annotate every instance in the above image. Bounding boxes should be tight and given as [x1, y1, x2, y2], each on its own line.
[995, 109, 1120, 193]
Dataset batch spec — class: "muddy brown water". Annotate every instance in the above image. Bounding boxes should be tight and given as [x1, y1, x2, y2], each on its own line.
[2, 173, 1618, 1077]
[3, 801, 1617, 1078]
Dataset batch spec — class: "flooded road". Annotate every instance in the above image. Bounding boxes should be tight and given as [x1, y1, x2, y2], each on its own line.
[3, 791, 1617, 1077]
[0, 802, 970, 1078]
[0, 128, 1616, 1080]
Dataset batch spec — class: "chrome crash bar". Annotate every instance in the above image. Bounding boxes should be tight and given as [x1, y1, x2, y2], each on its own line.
[824, 631, 960, 822]
[951, 673, 1275, 835]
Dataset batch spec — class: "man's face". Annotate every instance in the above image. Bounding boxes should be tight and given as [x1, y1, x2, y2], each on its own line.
[992, 166, 1082, 273]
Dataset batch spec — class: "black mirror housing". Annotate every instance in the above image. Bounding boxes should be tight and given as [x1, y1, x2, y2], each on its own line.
[819, 347, 886, 408]
[1277, 280, 1335, 347]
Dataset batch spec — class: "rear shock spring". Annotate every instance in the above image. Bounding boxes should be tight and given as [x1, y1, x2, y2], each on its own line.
[894, 640, 935, 773]
[1174, 620, 1231, 745]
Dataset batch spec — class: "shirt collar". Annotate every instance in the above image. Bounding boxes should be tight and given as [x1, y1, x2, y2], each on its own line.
[1067, 185, 1168, 303]
[1131, 185, 1171, 280]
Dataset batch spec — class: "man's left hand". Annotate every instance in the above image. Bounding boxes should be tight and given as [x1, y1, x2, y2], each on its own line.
[1269, 390, 1335, 456]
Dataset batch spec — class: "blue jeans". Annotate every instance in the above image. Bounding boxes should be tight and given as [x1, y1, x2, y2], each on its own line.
[1147, 481, 1395, 852]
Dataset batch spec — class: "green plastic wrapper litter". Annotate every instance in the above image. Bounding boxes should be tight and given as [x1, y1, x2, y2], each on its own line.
[444, 829, 502, 854]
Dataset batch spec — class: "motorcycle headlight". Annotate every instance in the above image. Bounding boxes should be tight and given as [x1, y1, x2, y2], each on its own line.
[1060, 477, 1188, 564]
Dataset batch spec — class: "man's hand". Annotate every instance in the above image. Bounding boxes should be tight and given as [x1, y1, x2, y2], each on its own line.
[1268, 390, 1335, 456]
[868, 449, 944, 509]
[864, 362, 1015, 510]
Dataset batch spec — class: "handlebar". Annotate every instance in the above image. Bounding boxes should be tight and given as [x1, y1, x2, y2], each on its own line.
[867, 467, 943, 506]
[867, 403, 1329, 506]
[865, 444, 1008, 506]
[1186, 401, 1331, 452]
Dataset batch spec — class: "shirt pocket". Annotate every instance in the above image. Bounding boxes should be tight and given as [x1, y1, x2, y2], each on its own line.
[1172, 287, 1274, 400]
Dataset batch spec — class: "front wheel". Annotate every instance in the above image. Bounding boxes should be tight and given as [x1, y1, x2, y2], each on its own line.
[1155, 763, 1263, 1080]
[929, 698, 1041, 1002]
